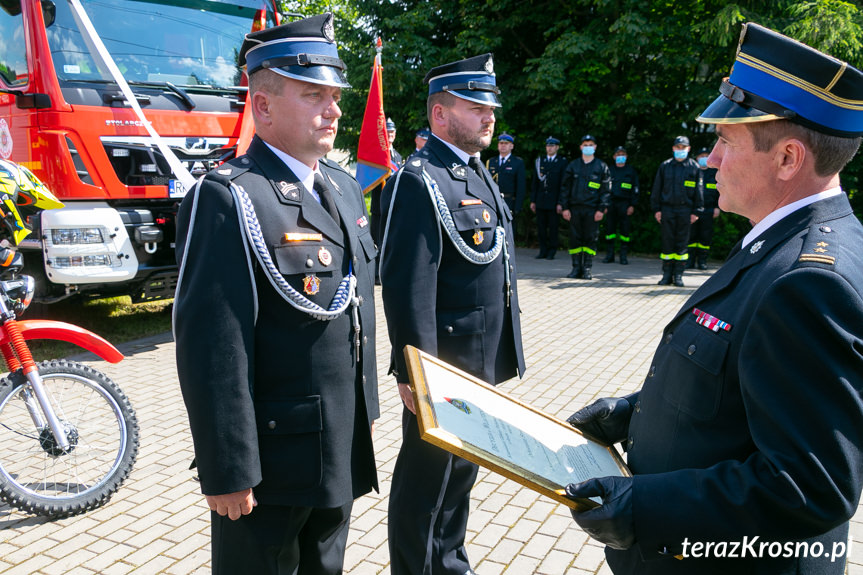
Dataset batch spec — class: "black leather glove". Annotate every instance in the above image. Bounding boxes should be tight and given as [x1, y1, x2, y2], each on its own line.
[566, 476, 635, 550]
[566, 397, 632, 445]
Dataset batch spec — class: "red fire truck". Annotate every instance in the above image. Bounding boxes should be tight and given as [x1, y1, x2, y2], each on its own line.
[0, 0, 279, 303]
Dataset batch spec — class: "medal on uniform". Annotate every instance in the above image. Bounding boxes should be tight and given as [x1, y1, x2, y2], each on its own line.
[318, 246, 332, 266]
[482, 209, 491, 223]
[303, 274, 320, 296]
[473, 230, 483, 245]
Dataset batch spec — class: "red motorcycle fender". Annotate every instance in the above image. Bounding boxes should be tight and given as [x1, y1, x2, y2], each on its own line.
[0, 320, 124, 364]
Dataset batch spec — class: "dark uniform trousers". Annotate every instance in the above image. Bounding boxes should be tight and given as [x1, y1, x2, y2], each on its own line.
[531, 156, 567, 257]
[608, 194, 863, 574]
[568, 206, 601, 257]
[605, 200, 633, 252]
[212, 503, 352, 575]
[174, 136, 379, 575]
[660, 206, 694, 263]
[380, 136, 525, 575]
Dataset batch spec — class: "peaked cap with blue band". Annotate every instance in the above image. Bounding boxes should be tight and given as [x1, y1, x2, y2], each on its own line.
[424, 54, 501, 107]
[239, 13, 350, 88]
[697, 23, 863, 137]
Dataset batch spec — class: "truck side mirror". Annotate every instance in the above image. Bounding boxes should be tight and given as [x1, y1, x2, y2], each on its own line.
[41, 0, 55, 27]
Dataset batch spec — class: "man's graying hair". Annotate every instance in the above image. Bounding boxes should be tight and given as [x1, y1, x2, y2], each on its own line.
[747, 120, 861, 177]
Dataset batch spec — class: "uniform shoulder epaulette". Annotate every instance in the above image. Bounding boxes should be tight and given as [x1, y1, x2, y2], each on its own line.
[320, 157, 349, 175]
[210, 156, 253, 181]
[403, 153, 429, 175]
[797, 223, 837, 267]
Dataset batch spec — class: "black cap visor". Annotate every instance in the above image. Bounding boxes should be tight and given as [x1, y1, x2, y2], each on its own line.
[697, 93, 785, 125]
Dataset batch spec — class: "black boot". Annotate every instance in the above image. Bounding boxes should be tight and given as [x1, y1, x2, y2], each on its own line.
[673, 261, 685, 287]
[566, 253, 581, 278]
[602, 246, 614, 263]
[546, 249, 556, 260]
[657, 261, 673, 285]
[619, 245, 629, 265]
[685, 249, 697, 269]
[583, 254, 593, 280]
[535, 248, 547, 259]
[697, 251, 708, 270]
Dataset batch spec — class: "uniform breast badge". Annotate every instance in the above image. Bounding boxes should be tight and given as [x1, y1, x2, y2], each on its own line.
[473, 230, 484, 245]
[303, 274, 321, 296]
[482, 209, 491, 223]
[318, 246, 332, 266]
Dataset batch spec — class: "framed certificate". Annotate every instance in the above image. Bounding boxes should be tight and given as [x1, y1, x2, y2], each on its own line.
[404, 345, 630, 510]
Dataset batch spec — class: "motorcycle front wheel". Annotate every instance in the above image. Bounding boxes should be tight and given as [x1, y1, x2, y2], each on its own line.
[0, 359, 139, 517]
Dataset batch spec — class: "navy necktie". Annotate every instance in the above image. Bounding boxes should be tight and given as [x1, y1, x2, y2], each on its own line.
[314, 172, 340, 227]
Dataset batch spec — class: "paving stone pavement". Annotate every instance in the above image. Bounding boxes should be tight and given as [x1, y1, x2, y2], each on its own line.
[1, 248, 862, 574]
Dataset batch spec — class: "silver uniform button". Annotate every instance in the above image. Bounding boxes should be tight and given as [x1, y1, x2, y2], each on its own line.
[688, 344, 696, 355]
[268, 420, 276, 430]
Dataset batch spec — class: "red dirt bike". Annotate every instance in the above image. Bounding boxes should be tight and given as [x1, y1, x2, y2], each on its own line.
[0, 161, 139, 517]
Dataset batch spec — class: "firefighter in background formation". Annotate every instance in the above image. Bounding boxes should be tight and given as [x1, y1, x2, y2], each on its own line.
[603, 146, 639, 265]
[531, 137, 567, 259]
[559, 135, 611, 280]
[650, 135, 704, 287]
[686, 147, 719, 270]
[486, 132, 526, 215]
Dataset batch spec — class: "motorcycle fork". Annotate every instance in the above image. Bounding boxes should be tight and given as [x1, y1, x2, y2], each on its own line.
[1, 319, 71, 452]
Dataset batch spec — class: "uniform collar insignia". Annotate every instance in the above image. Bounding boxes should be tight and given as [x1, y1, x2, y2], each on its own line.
[750, 240, 765, 254]
[278, 181, 301, 201]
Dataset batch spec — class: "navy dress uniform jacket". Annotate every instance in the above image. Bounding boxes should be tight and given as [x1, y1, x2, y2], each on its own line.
[610, 193, 863, 574]
[380, 135, 526, 385]
[174, 136, 379, 509]
[531, 155, 568, 210]
[486, 154, 526, 213]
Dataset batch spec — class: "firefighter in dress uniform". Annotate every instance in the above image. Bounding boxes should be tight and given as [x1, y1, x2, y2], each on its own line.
[173, 14, 378, 575]
[650, 135, 704, 286]
[565, 23, 863, 575]
[559, 134, 611, 280]
[530, 136, 567, 259]
[486, 132, 526, 214]
[686, 147, 720, 270]
[604, 145, 639, 265]
[379, 53, 525, 575]
[409, 126, 430, 159]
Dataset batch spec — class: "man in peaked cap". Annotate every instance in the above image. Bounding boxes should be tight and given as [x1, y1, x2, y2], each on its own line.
[564, 22, 863, 574]
[531, 136, 568, 259]
[411, 126, 431, 157]
[380, 53, 525, 575]
[174, 13, 379, 574]
[486, 132, 527, 214]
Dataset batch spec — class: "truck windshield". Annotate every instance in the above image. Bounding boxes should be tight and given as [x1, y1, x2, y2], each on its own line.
[46, 0, 278, 90]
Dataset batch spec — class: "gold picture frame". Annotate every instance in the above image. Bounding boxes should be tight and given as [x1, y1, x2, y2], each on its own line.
[404, 345, 630, 511]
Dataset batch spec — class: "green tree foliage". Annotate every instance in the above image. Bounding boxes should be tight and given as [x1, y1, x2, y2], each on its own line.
[280, 0, 863, 257]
